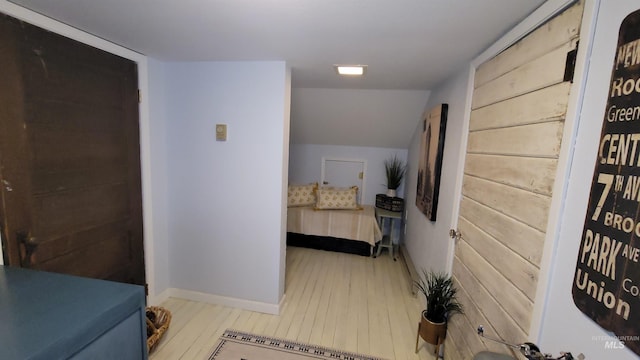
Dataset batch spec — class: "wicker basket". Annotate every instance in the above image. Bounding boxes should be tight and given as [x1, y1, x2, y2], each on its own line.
[146, 306, 172, 353]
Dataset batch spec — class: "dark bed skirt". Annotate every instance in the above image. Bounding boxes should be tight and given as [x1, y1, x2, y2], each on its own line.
[286, 232, 372, 257]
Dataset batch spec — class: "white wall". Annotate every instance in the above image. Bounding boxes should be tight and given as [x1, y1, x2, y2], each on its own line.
[279, 69, 292, 303]
[147, 58, 171, 299]
[291, 88, 430, 148]
[539, 1, 639, 358]
[404, 66, 472, 274]
[289, 144, 409, 206]
[163, 61, 289, 306]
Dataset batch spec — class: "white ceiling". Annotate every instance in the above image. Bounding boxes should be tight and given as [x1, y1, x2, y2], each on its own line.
[8, 0, 545, 90]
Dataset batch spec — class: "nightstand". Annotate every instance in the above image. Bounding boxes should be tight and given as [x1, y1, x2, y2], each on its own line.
[375, 207, 402, 260]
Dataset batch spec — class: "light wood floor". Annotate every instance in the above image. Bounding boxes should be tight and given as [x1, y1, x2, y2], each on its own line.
[149, 246, 439, 360]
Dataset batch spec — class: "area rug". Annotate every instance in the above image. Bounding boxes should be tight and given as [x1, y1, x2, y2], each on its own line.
[207, 329, 387, 360]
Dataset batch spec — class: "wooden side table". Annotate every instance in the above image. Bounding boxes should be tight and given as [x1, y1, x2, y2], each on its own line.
[375, 207, 402, 260]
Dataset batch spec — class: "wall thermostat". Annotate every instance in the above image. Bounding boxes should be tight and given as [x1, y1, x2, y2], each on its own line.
[216, 124, 227, 141]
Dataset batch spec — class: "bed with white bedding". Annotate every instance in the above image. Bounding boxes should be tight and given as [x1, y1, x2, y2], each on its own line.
[286, 205, 382, 256]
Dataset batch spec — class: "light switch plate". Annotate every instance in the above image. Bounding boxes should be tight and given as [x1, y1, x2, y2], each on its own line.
[216, 124, 227, 141]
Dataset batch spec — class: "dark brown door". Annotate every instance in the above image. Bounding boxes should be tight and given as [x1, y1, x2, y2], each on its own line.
[0, 13, 145, 285]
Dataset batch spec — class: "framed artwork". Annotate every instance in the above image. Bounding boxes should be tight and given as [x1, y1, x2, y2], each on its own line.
[416, 104, 448, 221]
[571, 8, 640, 356]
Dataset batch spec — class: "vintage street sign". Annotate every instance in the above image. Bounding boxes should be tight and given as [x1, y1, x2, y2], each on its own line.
[572, 8, 640, 356]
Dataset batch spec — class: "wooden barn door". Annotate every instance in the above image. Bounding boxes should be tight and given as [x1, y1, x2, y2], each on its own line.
[0, 14, 145, 285]
[445, 2, 584, 359]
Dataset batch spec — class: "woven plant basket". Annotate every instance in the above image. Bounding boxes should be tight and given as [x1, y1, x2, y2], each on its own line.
[146, 306, 172, 353]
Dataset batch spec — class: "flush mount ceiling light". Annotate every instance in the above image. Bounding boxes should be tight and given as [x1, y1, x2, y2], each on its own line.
[334, 64, 367, 76]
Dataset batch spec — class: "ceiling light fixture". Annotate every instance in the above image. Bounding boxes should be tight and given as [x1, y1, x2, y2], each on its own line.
[334, 64, 367, 76]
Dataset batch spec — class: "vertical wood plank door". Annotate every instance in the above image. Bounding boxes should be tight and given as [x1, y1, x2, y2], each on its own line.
[0, 13, 145, 286]
[445, 2, 584, 359]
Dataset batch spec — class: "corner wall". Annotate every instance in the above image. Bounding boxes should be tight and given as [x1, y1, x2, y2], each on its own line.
[146, 58, 171, 301]
[404, 66, 472, 274]
[162, 61, 289, 309]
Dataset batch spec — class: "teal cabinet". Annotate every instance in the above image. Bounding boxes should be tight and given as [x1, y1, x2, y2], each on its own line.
[0, 266, 147, 360]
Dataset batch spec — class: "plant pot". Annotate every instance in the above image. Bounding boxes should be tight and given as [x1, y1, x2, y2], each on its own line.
[418, 310, 447, 346]
[386, 189, 397, 197]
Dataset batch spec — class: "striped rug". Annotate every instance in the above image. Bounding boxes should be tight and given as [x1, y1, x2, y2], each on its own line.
[208, 329, 387, 360]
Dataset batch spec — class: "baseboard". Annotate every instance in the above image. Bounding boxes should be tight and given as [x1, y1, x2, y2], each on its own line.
[168, 288, 284, 315]
[148, 288, 172, 306]
[399, 244, 419, 296]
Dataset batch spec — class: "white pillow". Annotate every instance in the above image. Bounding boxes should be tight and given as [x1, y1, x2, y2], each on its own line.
[287, 183, 317, 207]
[314, 186, 361, 210]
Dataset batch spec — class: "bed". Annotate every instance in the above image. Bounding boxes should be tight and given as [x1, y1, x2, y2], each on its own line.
[286, 205, 382, 256]
[286, 183, 383, 256]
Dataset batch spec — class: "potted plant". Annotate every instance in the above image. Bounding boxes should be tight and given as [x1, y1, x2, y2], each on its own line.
[384, 155, 406, 197]
[414, 270, 463, 354]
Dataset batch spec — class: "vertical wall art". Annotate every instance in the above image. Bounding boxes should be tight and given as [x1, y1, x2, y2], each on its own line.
[572, 9, 640, 356]
[416, 104, 448, 221]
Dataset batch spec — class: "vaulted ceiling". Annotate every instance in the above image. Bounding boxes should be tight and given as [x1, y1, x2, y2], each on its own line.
[7, 0, 546, 147]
